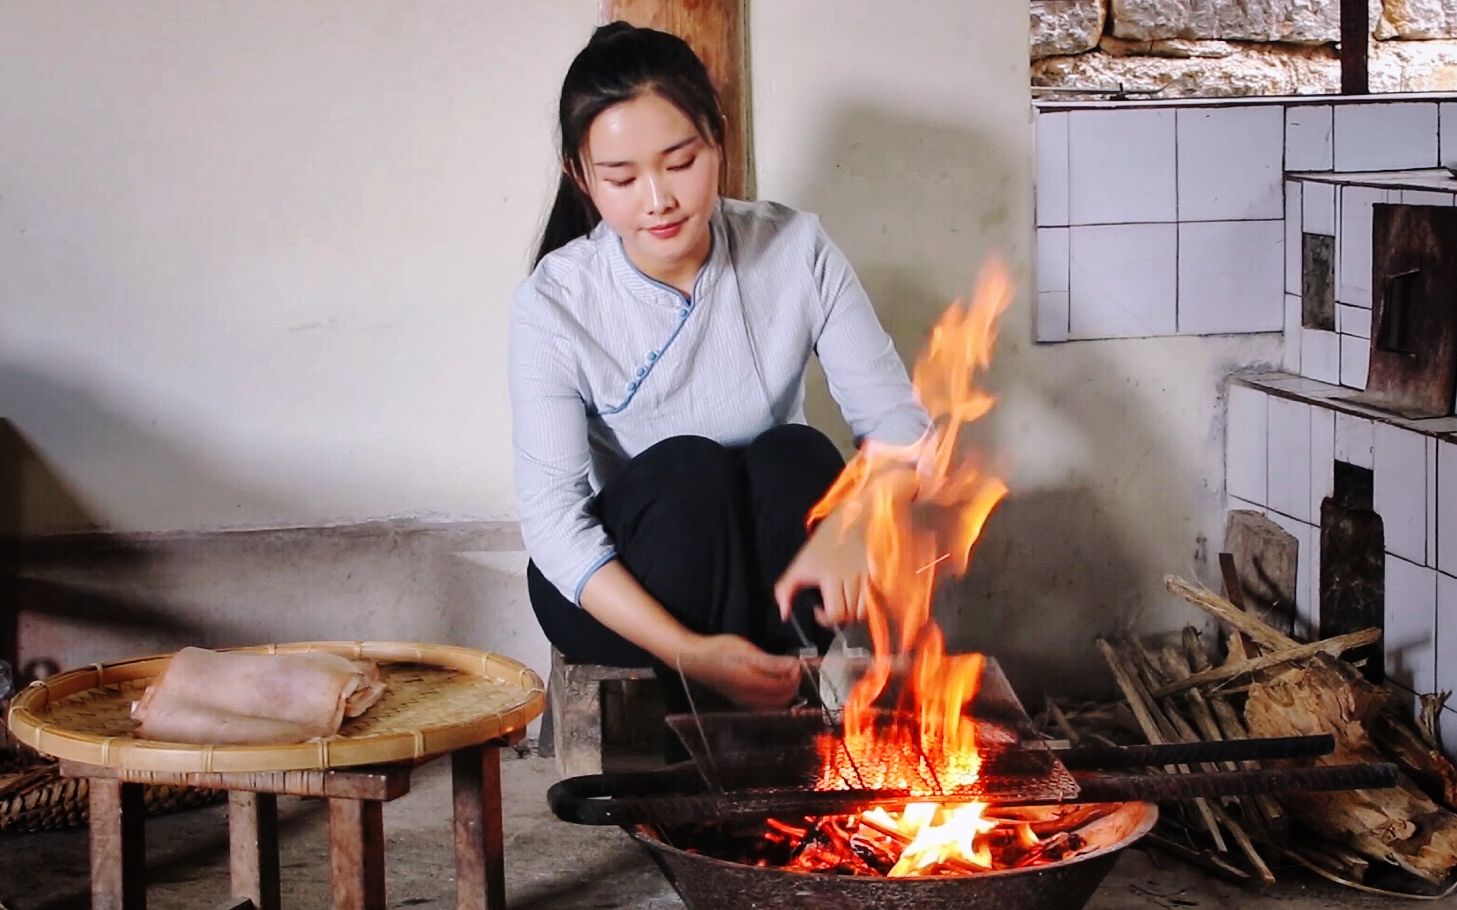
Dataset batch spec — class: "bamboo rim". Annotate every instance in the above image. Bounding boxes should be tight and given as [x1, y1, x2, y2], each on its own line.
[5, 641, 546, 774]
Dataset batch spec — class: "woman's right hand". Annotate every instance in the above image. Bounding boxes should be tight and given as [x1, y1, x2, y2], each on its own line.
[676, 634, 800, 710]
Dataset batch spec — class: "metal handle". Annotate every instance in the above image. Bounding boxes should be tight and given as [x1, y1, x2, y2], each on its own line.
[1376, 268, 1420, 355]
[547, 764, 705, 826]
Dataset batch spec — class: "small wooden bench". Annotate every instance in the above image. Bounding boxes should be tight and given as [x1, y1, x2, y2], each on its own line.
[546, 649, 662, 777]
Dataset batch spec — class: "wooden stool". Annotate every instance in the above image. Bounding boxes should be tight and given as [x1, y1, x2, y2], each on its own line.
[64, 733, 518, 910]
[547, 648, 659, 777]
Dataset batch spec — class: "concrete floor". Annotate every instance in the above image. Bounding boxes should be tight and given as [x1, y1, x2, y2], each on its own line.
[0, 753, 1448, 910]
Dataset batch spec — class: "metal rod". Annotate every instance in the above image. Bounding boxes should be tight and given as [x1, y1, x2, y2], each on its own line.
[1053, 734, 1335, 770]
[550, 762, 1398, 827]
[674, 653, 723, 793]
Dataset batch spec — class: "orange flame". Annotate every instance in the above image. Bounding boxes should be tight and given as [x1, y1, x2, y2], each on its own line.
[810, 259, 1015, 875]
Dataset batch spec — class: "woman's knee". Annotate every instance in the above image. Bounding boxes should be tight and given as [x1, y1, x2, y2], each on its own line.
[597, 435, 740, 531]
[743, 424, 844, 483]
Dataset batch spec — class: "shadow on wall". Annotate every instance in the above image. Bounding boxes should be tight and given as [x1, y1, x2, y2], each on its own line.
[0, 368, 284, 680]
[790, 103, 1205, 702]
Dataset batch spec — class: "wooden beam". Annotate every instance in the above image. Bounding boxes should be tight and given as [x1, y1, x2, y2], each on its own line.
[605, 0, 752, 199]
[1341, 0, 1369, 95]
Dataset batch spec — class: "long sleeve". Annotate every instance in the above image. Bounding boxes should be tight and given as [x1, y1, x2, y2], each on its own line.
[809, 223, 931, 447]
[508, 283, 617, 603]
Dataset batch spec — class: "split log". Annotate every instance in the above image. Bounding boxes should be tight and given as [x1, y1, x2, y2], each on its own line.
[1371, 709, 1457, 811]
[1244, 654, 1457, 883]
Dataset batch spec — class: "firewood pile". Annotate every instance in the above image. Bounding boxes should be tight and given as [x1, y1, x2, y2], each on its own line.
[1039, 572, 1457, 897]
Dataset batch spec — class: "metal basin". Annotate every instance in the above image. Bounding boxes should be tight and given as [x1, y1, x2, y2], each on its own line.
[627, 801, 1158, 910]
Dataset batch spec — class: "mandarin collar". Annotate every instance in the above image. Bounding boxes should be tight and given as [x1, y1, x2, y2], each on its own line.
[602, 200, 727, 308]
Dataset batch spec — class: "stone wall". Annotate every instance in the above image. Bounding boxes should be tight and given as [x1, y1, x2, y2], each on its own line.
[1032, 0, 1457, 96]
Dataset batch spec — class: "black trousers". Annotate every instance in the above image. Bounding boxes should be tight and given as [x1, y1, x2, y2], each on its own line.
[528, 424, 844, 670]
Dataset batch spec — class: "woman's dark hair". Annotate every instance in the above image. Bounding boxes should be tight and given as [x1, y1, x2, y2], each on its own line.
[534, 22, 726, 266]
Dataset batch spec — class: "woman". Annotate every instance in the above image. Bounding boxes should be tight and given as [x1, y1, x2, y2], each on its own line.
[511, 22, 928, 711]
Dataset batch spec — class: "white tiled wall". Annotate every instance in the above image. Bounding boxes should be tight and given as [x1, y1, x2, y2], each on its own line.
[1375, 422, 1430, 565]
[1440, 440, 1457, 575]
[1286, 104, 1333, 172]
[1332, 103, 1439, 172]
[1068, 224, 1177, 338]
[1225, 381, 1456, 714]
[1179, 220, 1284, 335]
[1036, 97, 1449, 346]
[1385, 555, 1438, 699]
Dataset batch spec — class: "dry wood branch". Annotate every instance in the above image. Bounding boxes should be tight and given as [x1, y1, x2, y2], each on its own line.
[1208, 800, 1276, 886]
[1143, 830, 1252, 883]
[1164, 575, 1298, 652]
[1151, 628, 1382, 697]
[1096, 638, 1228, 854]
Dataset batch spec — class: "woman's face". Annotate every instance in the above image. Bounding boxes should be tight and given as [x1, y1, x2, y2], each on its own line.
[578, 91, 721, 288]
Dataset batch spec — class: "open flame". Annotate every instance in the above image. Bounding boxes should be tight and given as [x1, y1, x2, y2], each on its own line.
[808, 259, 1016, 875]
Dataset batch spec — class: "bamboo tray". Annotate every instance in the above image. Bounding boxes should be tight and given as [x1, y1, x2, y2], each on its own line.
[5, 641, 546, 774]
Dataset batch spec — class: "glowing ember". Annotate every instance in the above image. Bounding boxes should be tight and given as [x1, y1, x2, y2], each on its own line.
[805, 259, 1015, 874]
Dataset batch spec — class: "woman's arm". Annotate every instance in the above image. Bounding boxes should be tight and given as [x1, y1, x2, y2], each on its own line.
[580, 562, 799, 709]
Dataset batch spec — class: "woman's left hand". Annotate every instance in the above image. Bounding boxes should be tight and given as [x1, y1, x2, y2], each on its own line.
[774, 507, 869, 628]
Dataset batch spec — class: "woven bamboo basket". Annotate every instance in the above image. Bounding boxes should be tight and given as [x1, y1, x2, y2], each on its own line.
[5, 641, 546, 775]
[0, 743, 223, 833]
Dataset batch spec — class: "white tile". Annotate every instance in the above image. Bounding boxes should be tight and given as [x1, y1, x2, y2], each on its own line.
[1402, 190, 1455, 206]
[1267, 511, 1316, 636]
[1427, 437, 1439, 569]
[1285, 182, 1302, 296]
[1179, 220, 1284, 335]
[1068, 109, 1177, 225]
[1036, 112, 1069, 227]
[1268, 397, 1313, 522]
[1339, 333, 1369, 391]
[1385, 556, 1437, 696]
[1301, 329, 1340, 384]
[1286, 104, 1334, 171]
[1337, 303, 1372, 339]
[1440, 441, 1457, 576]
[1036, 291, 1070, 343]
[1177, 106, 1285, 221]
[1068, 223, 1178, 338]
[1227, 385, 1269, 506]
[1335, 413, 1374, 470]
[1311, 407, 1335, 525]
[1302, 182, 1336, 236]
[1337, 186, 1386, 308]
[1282, 294, 1302, 373]
[1375, 424, 1429, 565]
[1036, 228, 1069, 293]
[1442, 102, 1457, 167]
[1333, 103, 1439, 171]
[1439, 572, 1457, 701]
